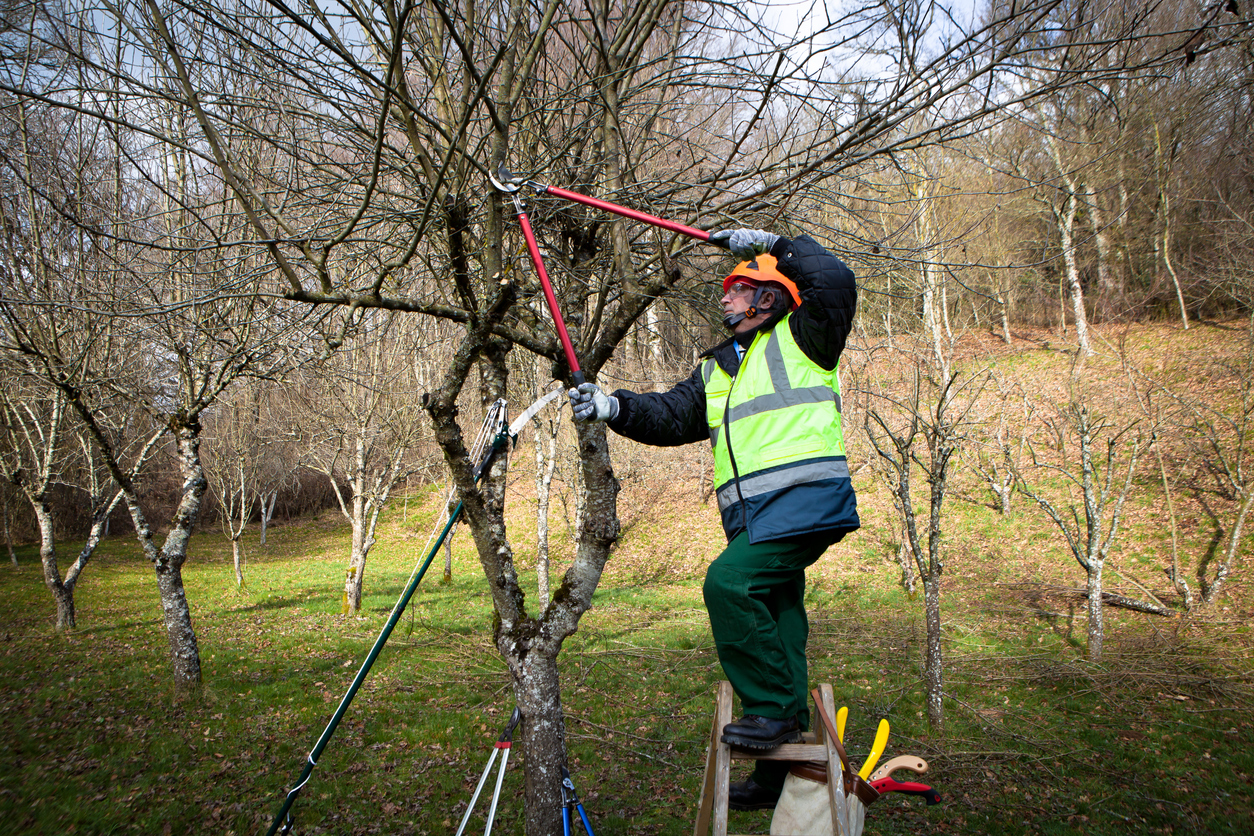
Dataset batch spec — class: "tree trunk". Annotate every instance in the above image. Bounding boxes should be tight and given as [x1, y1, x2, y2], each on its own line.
[156, 559, 202, 688]
[923, 574, 943, 732]
[867, 397, 950, 733]
[260, 491, 276, 546]
[1086, 560, 1104, 662]
[1086, 182, 1117, 319]
[535, 471, 552, 607]
[507, 646, 568, 836]
[56, 385, 206, 693]
[1042, 131, 1091, 355]
[896, 524, 915, 596]
[345, 505, 368, 614]
[232, 538, 244, 588]
[533, 409, 562, 608]
[4, 491, 16, 567]
[999, 290, 1011, 344]
[1161, 196, 1189, 331]
[646, 305, 663, 380]
[154, 417, 207, 693]
[1154, 123, 1189, 330]
[1057, 189, 1092, 356]
[914, 176, 950, 378]
[517, 421, 620, 836]
[32, 500, 75, 630]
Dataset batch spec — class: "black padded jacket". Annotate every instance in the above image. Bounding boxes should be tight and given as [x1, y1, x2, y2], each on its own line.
[606, 234, 856, 447]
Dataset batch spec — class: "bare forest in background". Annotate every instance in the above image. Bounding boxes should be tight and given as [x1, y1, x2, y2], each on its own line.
[3, 0, 1250, 555]
[2, 0, 1253, 832]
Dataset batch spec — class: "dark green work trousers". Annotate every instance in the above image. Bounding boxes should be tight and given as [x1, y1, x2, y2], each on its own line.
[702, 530, 840, 791]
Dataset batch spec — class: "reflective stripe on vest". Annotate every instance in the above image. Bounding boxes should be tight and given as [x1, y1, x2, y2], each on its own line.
[723, 328, 842, 424]
[715, 457, 851, 513]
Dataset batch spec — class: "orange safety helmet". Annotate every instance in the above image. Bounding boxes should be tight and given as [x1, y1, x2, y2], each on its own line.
[722, 254, 801, 309]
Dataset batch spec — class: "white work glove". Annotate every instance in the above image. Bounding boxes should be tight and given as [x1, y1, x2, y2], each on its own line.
[709, 228, 780, 260]
[568, 382, 619, 423]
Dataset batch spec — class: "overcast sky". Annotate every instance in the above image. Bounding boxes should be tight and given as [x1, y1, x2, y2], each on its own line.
[759, 0, 987, 80]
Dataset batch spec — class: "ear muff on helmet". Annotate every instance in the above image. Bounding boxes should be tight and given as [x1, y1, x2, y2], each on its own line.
[722, 254, 801, 309]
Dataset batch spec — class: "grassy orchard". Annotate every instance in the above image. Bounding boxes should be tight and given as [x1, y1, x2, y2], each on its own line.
[2, 323, 1254, 835]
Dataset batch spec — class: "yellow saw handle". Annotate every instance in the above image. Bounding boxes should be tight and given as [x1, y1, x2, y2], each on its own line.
[858, 718, 890, 780]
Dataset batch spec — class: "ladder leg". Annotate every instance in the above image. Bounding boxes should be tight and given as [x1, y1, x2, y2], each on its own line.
[712, 682, 733, 836]
[817, 684, 847, 836]
[694, 682, 737, 836]
[692, 715, 719, 836]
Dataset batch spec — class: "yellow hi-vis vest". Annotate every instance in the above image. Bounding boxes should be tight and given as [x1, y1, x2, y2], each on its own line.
[701, 317, 860, 543]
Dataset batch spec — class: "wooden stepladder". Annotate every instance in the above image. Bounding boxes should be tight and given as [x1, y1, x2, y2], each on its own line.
[694, 682, 846, 836]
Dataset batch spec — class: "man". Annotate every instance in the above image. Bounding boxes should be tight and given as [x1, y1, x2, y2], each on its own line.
[568, 228, 859, 810]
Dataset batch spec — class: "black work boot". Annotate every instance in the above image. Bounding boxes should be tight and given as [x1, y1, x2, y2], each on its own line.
[720, 714, 802, 750]
[728, 776, 782, 811]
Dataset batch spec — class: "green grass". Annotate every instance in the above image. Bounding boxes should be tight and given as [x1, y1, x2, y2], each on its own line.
[3, 500, 1252, 836]
[4, 322, 1254, 835]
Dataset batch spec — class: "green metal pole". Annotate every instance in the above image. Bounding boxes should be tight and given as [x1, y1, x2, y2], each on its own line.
[266, 434, 505, 836]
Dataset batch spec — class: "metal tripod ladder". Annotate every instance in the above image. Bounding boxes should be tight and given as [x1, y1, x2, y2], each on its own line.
[693, 682, 845, 836]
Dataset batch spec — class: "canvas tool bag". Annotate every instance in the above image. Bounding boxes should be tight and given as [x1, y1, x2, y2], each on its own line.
[769, 693, 879, 836]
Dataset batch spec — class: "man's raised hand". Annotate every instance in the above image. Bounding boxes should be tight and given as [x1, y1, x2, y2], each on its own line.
[710, 228, 780, 260]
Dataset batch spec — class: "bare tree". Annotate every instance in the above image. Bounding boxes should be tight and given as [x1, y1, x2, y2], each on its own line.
[864, 347, 974, 732]
[0, 87, 311, 691]
[1016, 384, 1148, 661]
[0, 382, 73, 627]
[982, 0, 1254, 332]
[245, 384, 307, 548]
[302, 312, 428, 614]
[203, 376, 307, 575]
[0, 476, 18, 567]
[970, 373, 1034, 515]
[1182, 316, 1254, 609]
[0, 89, 163, 629]
[0, 365, 162, 628]
[204, 391, 266, 589]
[68, 420, 164, 592]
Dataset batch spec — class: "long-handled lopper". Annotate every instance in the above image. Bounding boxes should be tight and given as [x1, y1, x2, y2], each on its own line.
[488, 164, 731, 387]
[490, 164, 730, 250]
[560, 766, 595, 836]
[455, 708, 523, 836]
[264, 389, 563, 836]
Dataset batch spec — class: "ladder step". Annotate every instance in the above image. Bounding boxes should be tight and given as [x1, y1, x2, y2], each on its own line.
[728, 743, 829, 761]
